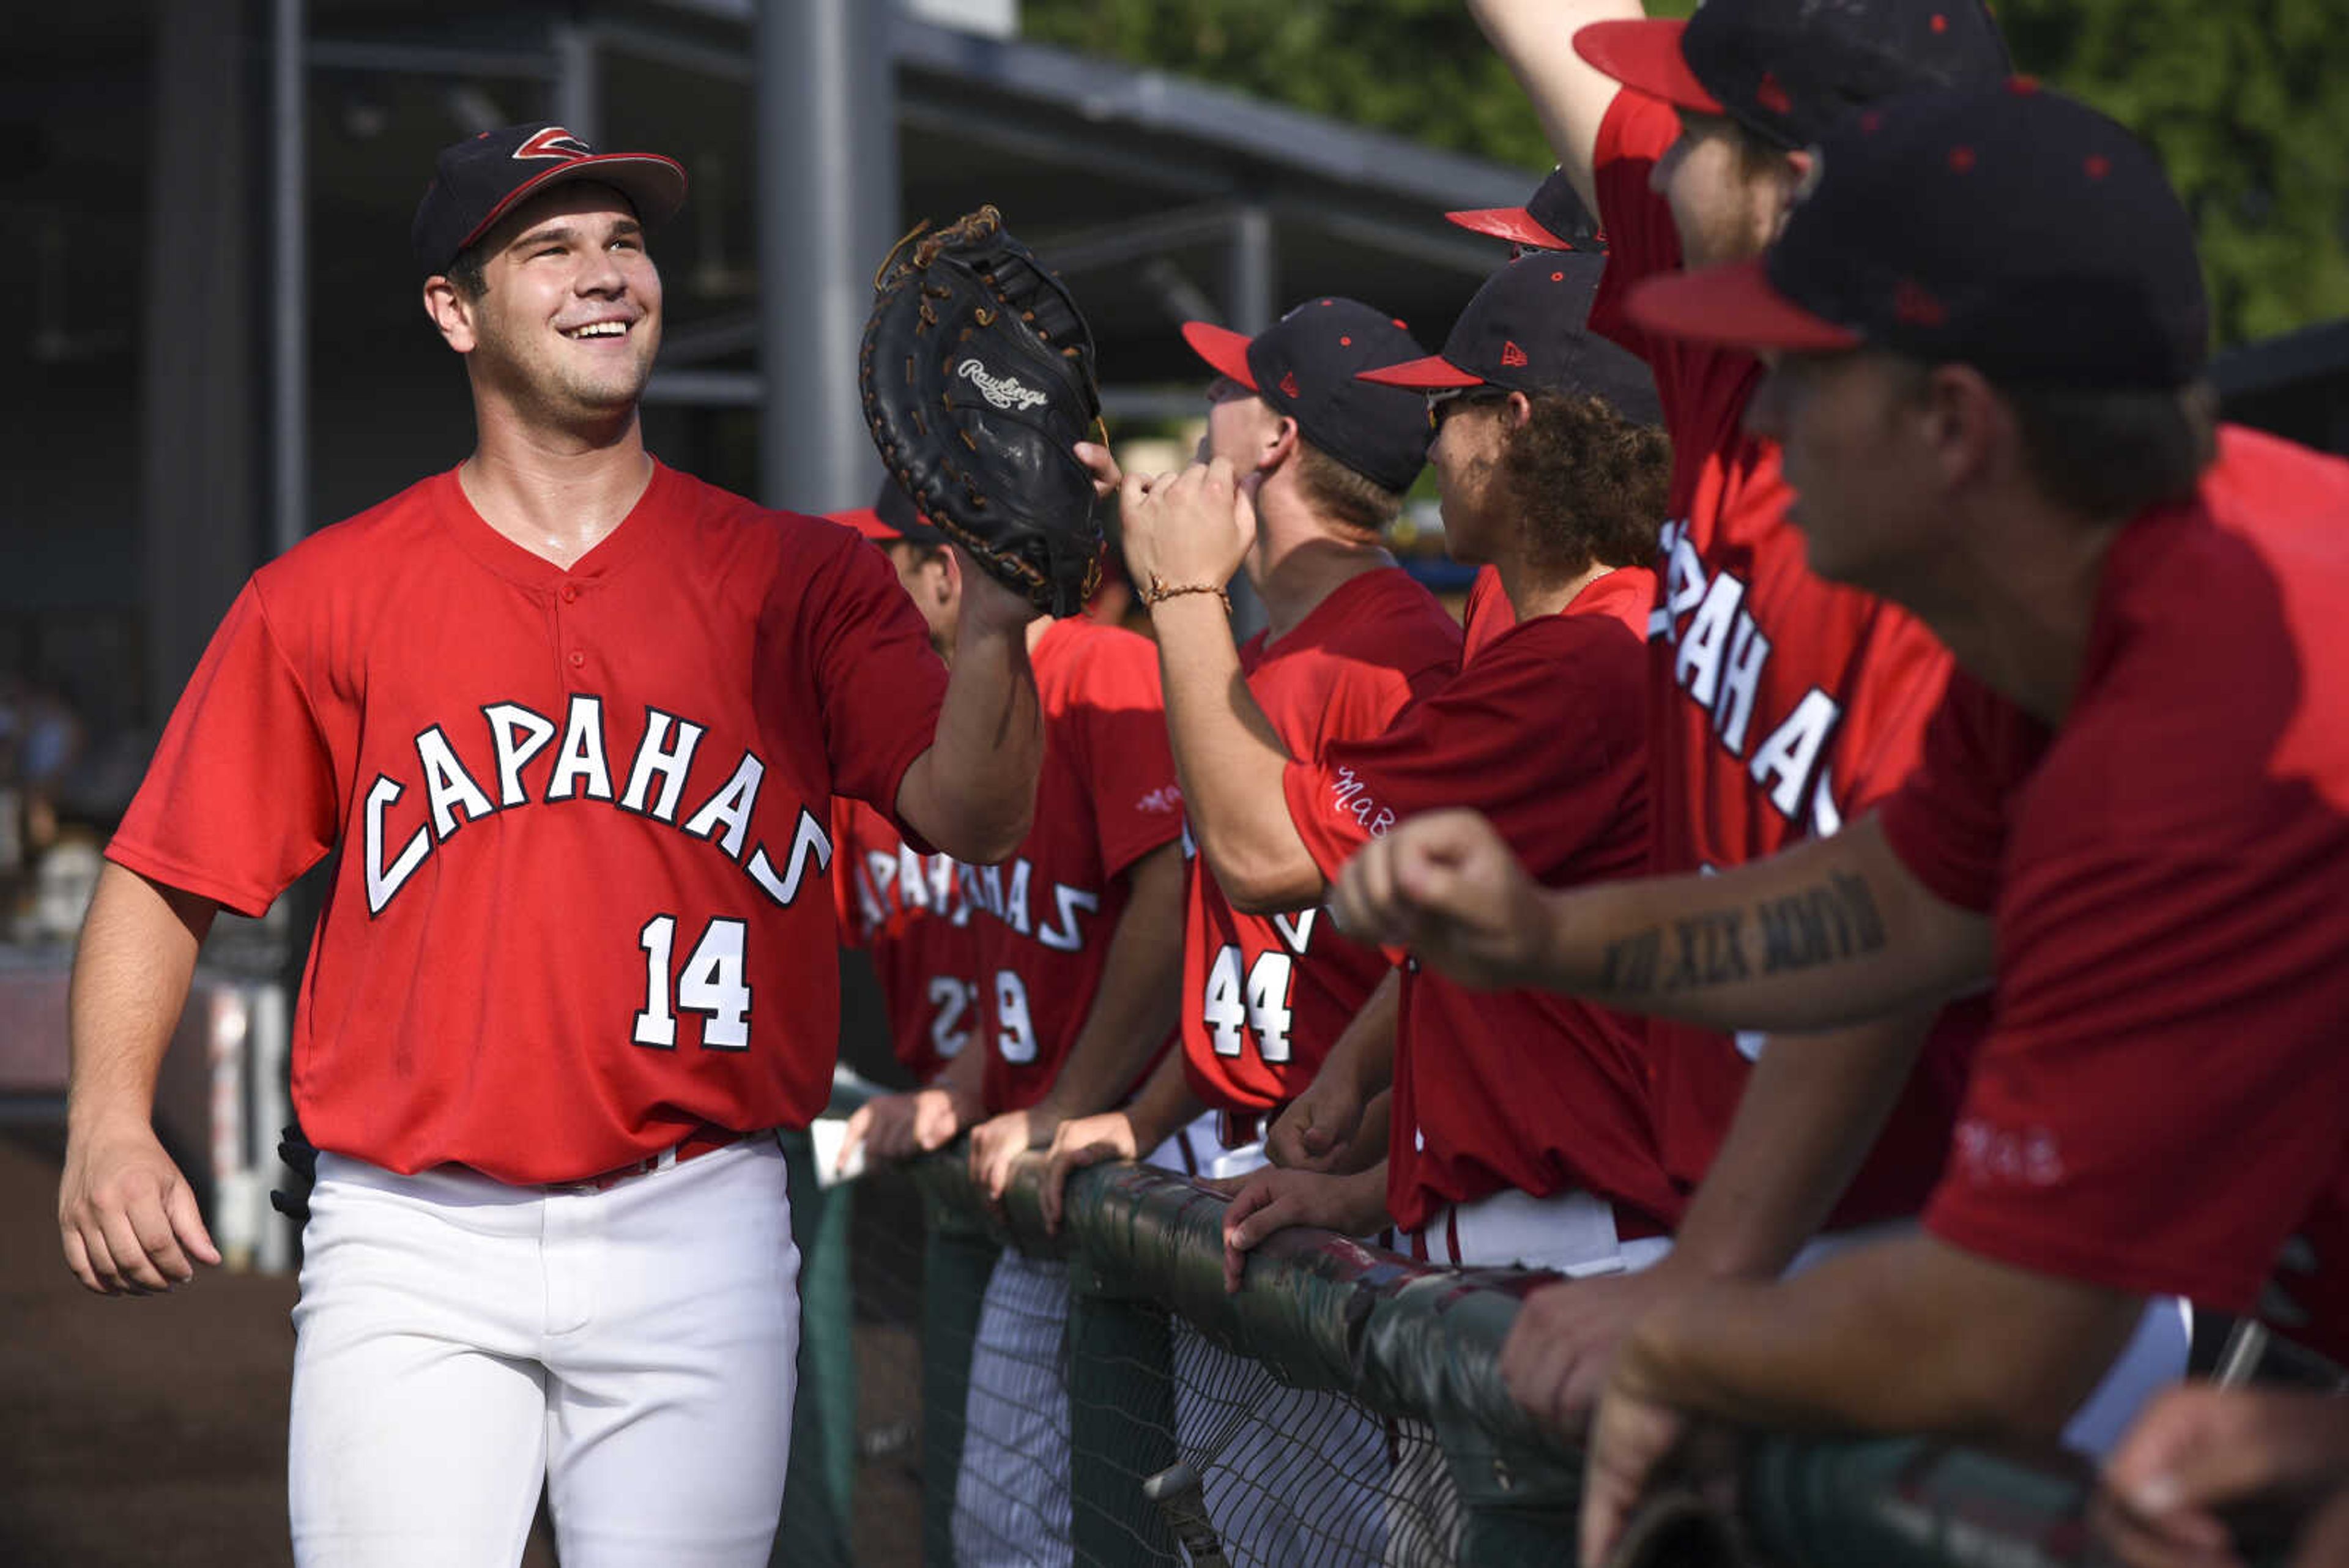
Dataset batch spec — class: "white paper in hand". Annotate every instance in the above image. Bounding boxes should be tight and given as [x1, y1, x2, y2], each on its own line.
[808, 1117, 868, 1189]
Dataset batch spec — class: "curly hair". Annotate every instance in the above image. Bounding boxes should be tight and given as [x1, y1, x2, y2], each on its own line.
[1497, 392, 1672, 577]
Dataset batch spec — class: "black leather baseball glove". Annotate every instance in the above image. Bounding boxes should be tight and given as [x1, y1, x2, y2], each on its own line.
[859, 206, 1105, 618]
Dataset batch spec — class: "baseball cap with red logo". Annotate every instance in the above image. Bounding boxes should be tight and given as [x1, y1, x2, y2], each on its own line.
[1623, 84, 2210, 390]
[413, 122, 688, 278]
[1574, 0, 2008, 152]
[1447, 167, 1597, 253]
[1358, 252, 1662, 425]
[1180, 299, 1432, 493]
[829, 478, 948, 547]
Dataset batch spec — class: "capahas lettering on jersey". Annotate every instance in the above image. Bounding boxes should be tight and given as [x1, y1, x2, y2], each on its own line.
[959, 859, 1101, 953]
[853, 841, 968, 940]
[362, 694, 831, 916]
[956, 359, 1049, 412]
[1650, 518, 1846, 835]
[1325, 765, 1396, 838]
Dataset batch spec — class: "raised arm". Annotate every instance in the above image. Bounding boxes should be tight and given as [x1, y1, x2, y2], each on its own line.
[1332, 809, 1991, 1033]
[1123, 460, 1327, 915]
[895, 562, 1045, 864]
[58, 862, 225, 1294]
[1466, 0, 1642, 217]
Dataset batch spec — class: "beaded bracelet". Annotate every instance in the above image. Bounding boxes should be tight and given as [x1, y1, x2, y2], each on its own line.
[1140, 579, 1233, 614]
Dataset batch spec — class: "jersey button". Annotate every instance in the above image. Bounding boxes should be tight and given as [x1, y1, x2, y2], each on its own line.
[560, 583, 579, 603]
[568, 650, 585, 668]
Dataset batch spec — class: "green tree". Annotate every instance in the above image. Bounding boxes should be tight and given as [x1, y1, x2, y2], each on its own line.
[1021, 0, 2349, 346]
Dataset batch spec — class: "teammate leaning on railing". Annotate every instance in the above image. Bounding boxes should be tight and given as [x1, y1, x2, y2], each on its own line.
[1454, 0, 2188, 1463]
[1334, 83, 2349, 1568]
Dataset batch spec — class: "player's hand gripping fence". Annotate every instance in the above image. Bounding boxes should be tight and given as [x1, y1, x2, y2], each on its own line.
[777, 1071, 2308, 1568]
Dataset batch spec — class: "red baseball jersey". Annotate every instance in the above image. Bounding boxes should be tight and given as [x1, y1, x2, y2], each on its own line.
[1589, 90, 1978, 1222]
[1182, 567, 1463, 1113]
[108, 462, 949, 1185]
[964, 618, 1185, 1115]
[831, 797, 976, 1083]
[1283, 571, 1679, 1233]
[1878, 426, 2349, 1366]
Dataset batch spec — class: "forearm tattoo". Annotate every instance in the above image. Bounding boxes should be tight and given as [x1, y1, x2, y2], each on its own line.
[1598, 872, 1888, 998]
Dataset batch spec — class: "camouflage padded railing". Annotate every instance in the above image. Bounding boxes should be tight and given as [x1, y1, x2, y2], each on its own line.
[897, 1145, 2244, 1568]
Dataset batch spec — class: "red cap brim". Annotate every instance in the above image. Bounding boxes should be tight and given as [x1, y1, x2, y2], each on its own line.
[1180, 321, 1259, 390]
[826, 508, 899, 542]
[1444, 206, 1576, 251]
[1573, 20, 1724, 117]
[1356, 355, 1484, 390]
[1624, 261, 1862, 354]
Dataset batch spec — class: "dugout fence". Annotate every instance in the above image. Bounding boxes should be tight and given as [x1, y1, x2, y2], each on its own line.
[772, 1077, 2293, 1568]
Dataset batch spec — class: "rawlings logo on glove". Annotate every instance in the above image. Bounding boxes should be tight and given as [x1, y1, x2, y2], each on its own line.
[859, 206, 1106, 618]
[956, 359, 1052, 412]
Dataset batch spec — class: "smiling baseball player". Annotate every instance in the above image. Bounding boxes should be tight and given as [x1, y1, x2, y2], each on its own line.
[55, 124, 1052, 1566]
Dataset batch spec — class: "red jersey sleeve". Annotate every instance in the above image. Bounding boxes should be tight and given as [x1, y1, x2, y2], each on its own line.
[1874, 670, 2049, 915]
[108, 580, 340, 918]
[1073, 631, 1185, 882]
[1280, 623, 1629, 886]
[1918, 546, 2349, 1325]
[790, 527, 949, 827]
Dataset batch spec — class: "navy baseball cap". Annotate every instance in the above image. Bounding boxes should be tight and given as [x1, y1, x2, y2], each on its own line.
[1359, 253, 1663, 426]
[1625, 84, 2210, 389]
[1447, 167, 1597, 252]
[1575, 0, 2009, 152]
[831, 478, 948, 546]
[413, 122, 687, 278]
[1181, 299, 1432, 493]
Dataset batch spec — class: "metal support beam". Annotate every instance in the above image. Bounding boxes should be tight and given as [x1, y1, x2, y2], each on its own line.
[1224, 203, 1275, 639]
[755, 0, 896, 513]
[552, 23, 599, 139]
[272, 0, 306, 558]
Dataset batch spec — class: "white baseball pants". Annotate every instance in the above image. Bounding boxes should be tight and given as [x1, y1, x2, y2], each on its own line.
[288, 1139, 799, 1568]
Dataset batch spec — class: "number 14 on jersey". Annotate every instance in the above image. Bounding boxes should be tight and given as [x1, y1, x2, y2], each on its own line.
[634, 915, 753, 1050]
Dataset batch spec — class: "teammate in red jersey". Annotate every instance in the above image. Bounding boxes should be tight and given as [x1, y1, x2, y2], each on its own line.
[948, 610, 1187, 1568]
[828, 483, 987, 1165]
[1332, 85, 2349, 1567]
[56, 125, 1047, 1565]
[1041, 299, 1460, 1195]
[1456, 0, 2071, 1435]
[1042, 297, 1461, 1568]
[1209, 253, 1678, 1284]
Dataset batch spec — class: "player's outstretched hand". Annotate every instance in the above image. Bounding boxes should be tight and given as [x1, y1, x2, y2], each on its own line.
[1266, 1072, 1367, 1173]
[1039, 1110, 1140, 1235]
[842, 1084, 978, 1172]
[1219, 1166, 1388, 1293]
[1118, 458, 1260, 597]
[1501, 1260, 1701, 1436]
[1331, 809, 1558, 990]
[968, 1107, 1061, 1203]
[2095, 1384, 2349, 1568]
[58, 1117, 221, 1295]
[1579, 1377, 1696, 1568]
